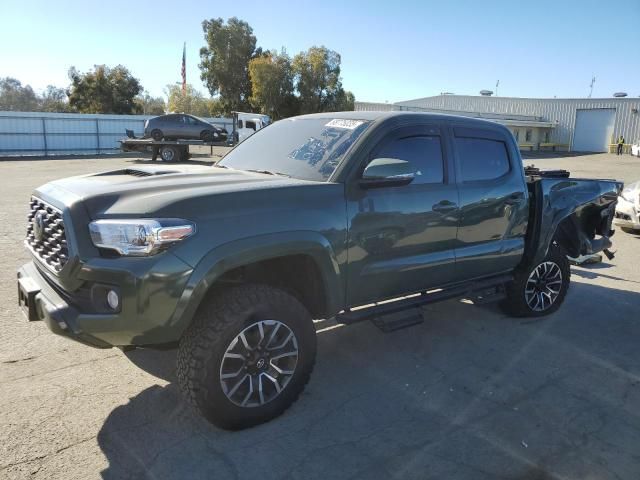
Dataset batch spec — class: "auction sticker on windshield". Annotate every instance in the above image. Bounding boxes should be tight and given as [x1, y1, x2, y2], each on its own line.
[325, 119, 366, 130]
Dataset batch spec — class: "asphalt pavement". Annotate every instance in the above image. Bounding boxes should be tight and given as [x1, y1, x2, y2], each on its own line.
[1, 152, 639, 479]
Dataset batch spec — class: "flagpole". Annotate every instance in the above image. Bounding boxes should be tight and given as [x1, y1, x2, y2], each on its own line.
[181, 42, 187, 95]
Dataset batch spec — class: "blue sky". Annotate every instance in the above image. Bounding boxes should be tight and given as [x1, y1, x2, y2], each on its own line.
[2, 0, 639, 103]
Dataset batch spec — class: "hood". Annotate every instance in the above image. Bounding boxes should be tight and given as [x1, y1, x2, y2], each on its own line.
[36, 164, 317, 217]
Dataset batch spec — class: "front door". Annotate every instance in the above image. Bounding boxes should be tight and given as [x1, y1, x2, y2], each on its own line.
[345, 125, 459, 307]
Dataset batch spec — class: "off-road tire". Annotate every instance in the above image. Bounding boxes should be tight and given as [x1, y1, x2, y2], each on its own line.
[176, 284, 317, 430]
[151, 129, 163, 141]
[501, 244, 570, 317]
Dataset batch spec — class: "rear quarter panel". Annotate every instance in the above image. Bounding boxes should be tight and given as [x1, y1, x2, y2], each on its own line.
[529, 178, 622, 264]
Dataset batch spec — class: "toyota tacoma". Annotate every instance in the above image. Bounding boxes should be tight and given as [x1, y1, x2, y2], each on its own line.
[18, 112, 622, 429]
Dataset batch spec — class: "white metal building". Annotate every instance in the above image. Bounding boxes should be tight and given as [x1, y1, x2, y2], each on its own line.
[356, 95, 640, 152]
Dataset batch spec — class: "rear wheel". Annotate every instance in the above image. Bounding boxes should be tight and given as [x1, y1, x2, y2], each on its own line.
[151, 129, 163, 141]
[177, 284, 317, 430]
[159, 145, 178, 162]
[501, 244, 570, 317]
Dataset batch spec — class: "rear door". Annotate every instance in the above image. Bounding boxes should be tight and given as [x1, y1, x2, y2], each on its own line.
[163, 114, 181, 138]
[345, 123, 460, 307]
[452, 126, 529, 280]
[175, 115, 191, 138]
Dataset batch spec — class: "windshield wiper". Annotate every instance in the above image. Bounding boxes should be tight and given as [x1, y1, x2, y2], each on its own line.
[245, 169, 291, 178]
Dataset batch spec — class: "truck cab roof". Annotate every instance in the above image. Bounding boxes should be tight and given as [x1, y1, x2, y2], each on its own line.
[296, 110, 511, 130]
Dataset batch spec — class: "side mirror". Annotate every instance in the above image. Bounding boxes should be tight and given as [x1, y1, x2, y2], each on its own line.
[359, 158, 416, 189]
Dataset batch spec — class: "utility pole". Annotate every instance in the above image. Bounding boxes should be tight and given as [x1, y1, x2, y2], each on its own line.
[496, 80, 500, 97]
[588, 76, 596, 98]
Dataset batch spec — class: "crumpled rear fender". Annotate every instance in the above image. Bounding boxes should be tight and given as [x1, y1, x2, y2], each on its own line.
[526, 178, 623, 266]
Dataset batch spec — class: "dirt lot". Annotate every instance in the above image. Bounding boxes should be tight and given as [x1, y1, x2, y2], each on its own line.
[1, 152, 640, 479]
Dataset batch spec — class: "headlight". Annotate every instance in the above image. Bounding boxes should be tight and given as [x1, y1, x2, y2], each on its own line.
[89, 219, 195, 256]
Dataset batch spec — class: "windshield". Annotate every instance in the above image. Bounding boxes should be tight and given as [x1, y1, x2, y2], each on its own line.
[219, 117, 372, 181]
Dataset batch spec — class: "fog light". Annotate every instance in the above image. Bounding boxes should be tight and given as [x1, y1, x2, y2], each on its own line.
[106, 290, 120, 310]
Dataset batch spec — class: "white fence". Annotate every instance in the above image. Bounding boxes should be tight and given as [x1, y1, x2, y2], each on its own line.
[0, 111, 234, 157]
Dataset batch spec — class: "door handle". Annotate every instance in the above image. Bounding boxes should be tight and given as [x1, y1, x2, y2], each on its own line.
[504, 192, 525, 205]
[432, 201, 457, 213]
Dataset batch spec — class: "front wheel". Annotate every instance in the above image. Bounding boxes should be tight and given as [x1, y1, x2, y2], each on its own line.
[176, 284, 317, 430]
[200, 130, 214, 142]
[501, 244, 570, 317]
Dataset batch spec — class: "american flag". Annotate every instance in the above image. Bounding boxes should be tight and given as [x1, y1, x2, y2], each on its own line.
[181, 42, 186, 94]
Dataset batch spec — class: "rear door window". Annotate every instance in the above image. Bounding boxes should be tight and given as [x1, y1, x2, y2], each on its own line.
[455, 137, 510, 182]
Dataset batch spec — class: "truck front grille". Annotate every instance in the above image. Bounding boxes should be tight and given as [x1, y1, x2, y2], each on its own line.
[26, 197, 69, 272]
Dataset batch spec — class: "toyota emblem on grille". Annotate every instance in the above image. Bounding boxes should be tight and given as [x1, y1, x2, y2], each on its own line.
[33, 212, 45, 242]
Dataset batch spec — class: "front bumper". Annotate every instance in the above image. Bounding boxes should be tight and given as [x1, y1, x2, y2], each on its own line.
[614, 197, 640, 230]
[18, 254, 194, 348]
[18, 262, 112, 348]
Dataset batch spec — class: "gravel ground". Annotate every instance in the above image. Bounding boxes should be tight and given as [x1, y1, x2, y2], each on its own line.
[1, 152, 640, 479]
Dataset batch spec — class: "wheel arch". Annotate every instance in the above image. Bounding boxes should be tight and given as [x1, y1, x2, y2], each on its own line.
[170, 231, 344, 337]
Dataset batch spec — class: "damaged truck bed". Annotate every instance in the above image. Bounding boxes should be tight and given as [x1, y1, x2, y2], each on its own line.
[524, 165, 622, 266]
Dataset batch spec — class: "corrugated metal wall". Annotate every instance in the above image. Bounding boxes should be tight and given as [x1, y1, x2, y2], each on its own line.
[353, 102, 397, 112]
[0, 111, 234, 156]
[391, 96, 640, 147]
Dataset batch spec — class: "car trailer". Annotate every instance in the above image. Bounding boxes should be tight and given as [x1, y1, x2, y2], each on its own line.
[119, 112, 241, 162]
[119, 137, 232, 162]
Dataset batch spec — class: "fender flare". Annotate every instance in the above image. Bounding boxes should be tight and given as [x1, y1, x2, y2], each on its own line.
[167, 231, 343, 336]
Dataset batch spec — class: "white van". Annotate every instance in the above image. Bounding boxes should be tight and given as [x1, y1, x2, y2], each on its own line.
[235, 112, 271, 142]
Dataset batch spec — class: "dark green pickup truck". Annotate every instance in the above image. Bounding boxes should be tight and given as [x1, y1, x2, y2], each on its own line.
[18, 112, 622, 429]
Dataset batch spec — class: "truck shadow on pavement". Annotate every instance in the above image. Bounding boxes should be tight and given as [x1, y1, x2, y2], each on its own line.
[572, 264, 640, 285]
[97, 281, 640, 480]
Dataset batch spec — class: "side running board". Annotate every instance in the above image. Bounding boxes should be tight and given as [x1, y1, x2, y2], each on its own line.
[336, 274, 512, 332]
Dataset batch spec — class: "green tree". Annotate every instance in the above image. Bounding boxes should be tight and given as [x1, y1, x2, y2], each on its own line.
[199, 17, 259, 113]
[40, 85, 71, 112]
[135, 91, 166, 115]
[248, 50, 296, 120]
[67, 65, 142, 114]
[166, 84, 212, 117]
[0, 77, 39, 111]
[207, 97, 226, 117]
[334, 89, 355, 111]
[292, 46, 354, 114]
